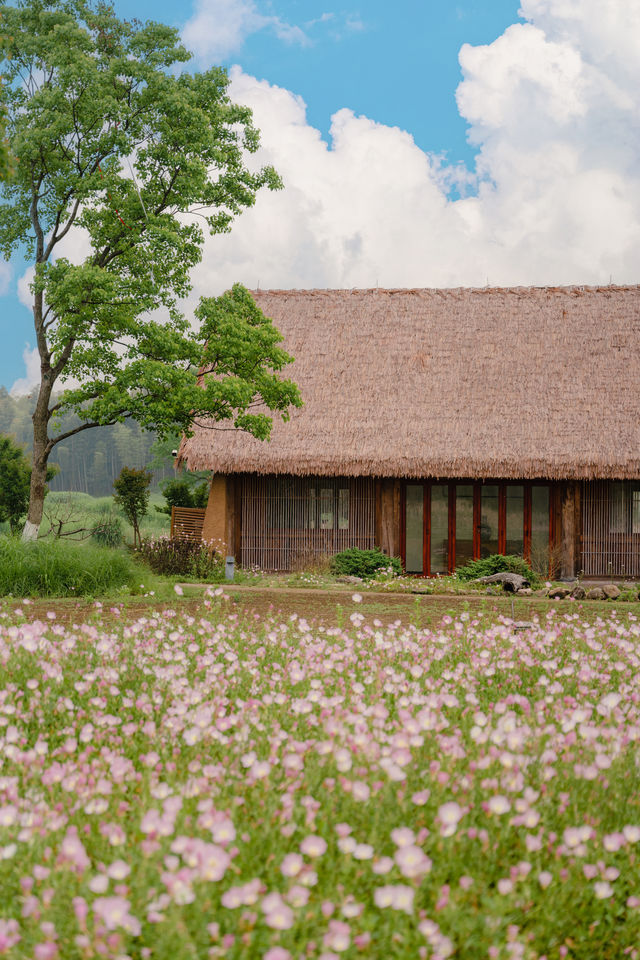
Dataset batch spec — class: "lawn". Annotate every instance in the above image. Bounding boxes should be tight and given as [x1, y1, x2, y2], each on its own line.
[0, 595, 639, 958]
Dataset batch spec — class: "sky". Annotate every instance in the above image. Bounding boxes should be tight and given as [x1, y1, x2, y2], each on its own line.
[3, 0, 640, 392]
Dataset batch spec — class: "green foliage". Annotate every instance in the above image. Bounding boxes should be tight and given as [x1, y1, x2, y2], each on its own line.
[113, 467, 152, 547]
[0, 434, 56, 531]
[0, 0, 299, 530]
[0, 434, 31, 532]
[0, 536, 134, 596]
[136, 537, 224, 580]
[456, 553, 541, 587]
[158, 478, 209, 515]
[90, 509, 123, 547]
[330, 548, 402, 579]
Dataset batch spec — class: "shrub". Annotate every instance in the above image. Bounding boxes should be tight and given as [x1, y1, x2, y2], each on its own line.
[91, 511, 124, 548]
[157, 479, 209, 515]
[455, 553, 541, 587]
[330, 548, 402, 579]
[136, 537, 224, 580]
[0, 537, 134, 597]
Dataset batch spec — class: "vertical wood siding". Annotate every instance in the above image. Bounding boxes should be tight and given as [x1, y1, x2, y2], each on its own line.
[240, 476, 375, 571]
[582, 481, 640, 576]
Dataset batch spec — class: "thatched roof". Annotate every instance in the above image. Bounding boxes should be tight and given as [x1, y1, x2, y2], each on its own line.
[178, 286, 640, 480]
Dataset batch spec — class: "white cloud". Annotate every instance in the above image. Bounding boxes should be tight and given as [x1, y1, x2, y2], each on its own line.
[182, 0, 307, 63]
[184, 0, 640, 296]
[10, 345, 39, 396]
[0, 260, 11, 296]
[17, 266, 34, 308]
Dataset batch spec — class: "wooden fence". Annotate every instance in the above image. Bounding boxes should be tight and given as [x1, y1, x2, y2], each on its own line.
[170, 506, 206, 542]
[240, 475, 375, 571]
[582, 481, 640, 577]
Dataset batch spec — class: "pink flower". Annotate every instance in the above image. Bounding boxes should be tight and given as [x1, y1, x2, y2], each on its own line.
[351, 593, 363, 603]
[594, 881, 614, 900]
[281, 853, 304, 877]
[374, 885, 414, 913]
[92, 897, 141, 935]
[538, 871, 553, 889]
[0, 919, 21, 952]
[323, 920, 351, 952]
[262, 894, 294, 930]
[487, 796, 511, 816]
[437, 801, 464, 837]
[394, 844, 432, 878]
[300, 835, 327, 857]
[264, 950, 292, 960]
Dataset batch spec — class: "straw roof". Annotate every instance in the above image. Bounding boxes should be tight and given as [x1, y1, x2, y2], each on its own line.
[178, 285, 640, 480]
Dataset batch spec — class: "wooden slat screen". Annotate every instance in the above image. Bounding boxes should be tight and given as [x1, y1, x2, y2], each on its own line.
[240, 475, 375, 571]
[582, 481, 640, 577]
[170, 506, 206, 542]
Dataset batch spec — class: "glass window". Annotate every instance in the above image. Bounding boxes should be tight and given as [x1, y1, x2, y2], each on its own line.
[531, 486, 550, 575]
[633, 491, 640, 534]
[405, 485, 424, 573]
[455, 484, 474, 569]
[506, 486, 524, 556]
[320, 489, 334, 529]
[431, 485, 449, 574]
[338, 489, 349, 530]
[480, 485, 499, 558]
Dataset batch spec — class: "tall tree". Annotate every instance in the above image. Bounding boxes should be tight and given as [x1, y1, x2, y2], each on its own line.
[0, 0, 300, 540]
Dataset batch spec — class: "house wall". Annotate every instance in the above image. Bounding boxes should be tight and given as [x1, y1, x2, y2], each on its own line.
[202, 475, 229, 554]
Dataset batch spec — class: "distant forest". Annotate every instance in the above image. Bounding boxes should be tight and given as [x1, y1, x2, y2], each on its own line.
[0, 389, 178, 496]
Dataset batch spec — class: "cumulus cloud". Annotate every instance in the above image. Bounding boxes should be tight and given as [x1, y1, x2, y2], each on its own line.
[185, 0, 640, 295]
[182, 0, 307, 63]
[10, 345, 39, 396]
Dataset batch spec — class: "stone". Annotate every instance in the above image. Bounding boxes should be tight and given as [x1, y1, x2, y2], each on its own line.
[547, 587, 570, 600]
[473, 572, 529, 592]
[571, 585, 586, 600]
[602, 583, 621, 600]
[335, 575, 363, 584]
[517, 587, 532, 596]
[586, 587, 605, 600]
[532, 588, 549, 597]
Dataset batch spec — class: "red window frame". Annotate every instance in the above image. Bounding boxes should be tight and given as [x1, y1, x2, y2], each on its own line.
[401, 480, 555, 576]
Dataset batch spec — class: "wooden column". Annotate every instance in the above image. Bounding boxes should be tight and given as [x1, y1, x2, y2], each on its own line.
[202, 474, 229, 555]
[378, 478, 402, 558]
[560, 481, 581, 579]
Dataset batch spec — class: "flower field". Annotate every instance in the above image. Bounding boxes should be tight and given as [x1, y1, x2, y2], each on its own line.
[1, 594, 640, 959]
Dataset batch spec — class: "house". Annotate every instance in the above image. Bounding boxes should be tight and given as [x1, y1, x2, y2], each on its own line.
[177, 285, 640, 578]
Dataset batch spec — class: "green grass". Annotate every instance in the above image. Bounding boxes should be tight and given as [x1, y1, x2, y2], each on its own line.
[40, 490, 169, 542]
[0, 536, 137, 597]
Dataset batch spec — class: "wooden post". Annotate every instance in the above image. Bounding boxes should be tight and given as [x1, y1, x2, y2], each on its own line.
[379, 478, 401, 558]
[560, 481, 580, 579]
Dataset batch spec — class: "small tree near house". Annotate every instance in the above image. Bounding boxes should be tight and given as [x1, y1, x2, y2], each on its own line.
[113, 467, 152, 548]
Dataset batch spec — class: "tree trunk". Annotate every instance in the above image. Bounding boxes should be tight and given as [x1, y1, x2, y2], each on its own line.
[22, 382, 52, 541]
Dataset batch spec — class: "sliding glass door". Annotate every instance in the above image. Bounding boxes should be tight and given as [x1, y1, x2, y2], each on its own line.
[403, 481, 553, 576]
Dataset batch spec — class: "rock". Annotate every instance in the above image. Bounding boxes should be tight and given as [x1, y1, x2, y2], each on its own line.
[586, 587, 605, 600]
[571, 585, 586, 600]
[335, 575, 363, 584]
[517, 587, 532, 596]
[547, 587, 570, 600]
[602, 583, 621, 600]
[473, 572, 529, 592]
[532, 588, 549, 597]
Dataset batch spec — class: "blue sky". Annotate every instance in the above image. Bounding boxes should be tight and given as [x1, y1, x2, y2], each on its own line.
[3, 0, 640, 392]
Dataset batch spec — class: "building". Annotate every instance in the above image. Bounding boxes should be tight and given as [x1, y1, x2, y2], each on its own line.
[177, 285, 640, 578]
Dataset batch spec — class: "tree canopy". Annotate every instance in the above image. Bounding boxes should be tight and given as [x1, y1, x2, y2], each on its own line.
[0, 0, 300, 538]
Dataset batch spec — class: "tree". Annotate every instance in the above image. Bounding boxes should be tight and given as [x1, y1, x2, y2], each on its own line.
[0, 0, 301, 540]
[113, 466, 151, 548]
